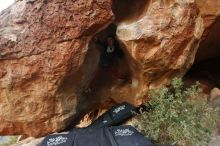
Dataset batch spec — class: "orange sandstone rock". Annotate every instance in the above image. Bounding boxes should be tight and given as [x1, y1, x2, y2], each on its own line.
[0, 0, 113, 137]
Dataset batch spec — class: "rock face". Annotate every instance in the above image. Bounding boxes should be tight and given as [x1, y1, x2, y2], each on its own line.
[209, 88, 220, 108]
[0, 0, 220, 137]
[0, 0, 113, 137]
[116, 0, 203, 102]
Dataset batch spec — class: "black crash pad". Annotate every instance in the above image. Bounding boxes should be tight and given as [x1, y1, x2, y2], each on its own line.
[89, 102, 138, 128]
[40, 125, 155, 146]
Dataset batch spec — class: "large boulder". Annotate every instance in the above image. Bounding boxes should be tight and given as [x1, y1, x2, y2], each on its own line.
[0, 0, 113, 137]
[116, 0, 204, 102]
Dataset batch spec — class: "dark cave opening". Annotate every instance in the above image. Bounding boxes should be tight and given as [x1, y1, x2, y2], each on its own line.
[74, 0, 151, 126]
[74, 0, 150, 127]
[184, 58, 220, 93]
[78, 0, 152, 108]
[83, 23, 132, 102]
[84, 0, 151, 100]
[72, 24, 134, 128]
[184, 18, 220, 94]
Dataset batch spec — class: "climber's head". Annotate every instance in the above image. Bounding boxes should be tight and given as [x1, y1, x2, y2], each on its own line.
[107, 36, 114, 46]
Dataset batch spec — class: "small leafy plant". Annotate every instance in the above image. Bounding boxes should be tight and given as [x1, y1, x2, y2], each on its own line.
[135, 78, 220, 146]
[0, 136, 18, 146]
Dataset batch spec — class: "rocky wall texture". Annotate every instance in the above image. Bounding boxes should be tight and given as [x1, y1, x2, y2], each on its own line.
[116, 0, 204, 102]
[0, 0, 113, 137]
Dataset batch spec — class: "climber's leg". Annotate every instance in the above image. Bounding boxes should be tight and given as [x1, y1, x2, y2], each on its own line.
[104, 65, 124, 80]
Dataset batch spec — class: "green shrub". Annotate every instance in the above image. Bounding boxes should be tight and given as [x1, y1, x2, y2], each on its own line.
[134, 78, 220, 146]
[0, 136, 18, 146]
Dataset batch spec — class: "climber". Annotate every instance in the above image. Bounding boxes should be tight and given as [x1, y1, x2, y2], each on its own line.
[95, 36, 125, 80]
[84, 36, 129, 93]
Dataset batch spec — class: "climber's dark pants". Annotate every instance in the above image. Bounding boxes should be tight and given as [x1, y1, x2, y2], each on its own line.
[102, 64, 122, 79]
[88, 64, 123, 89]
